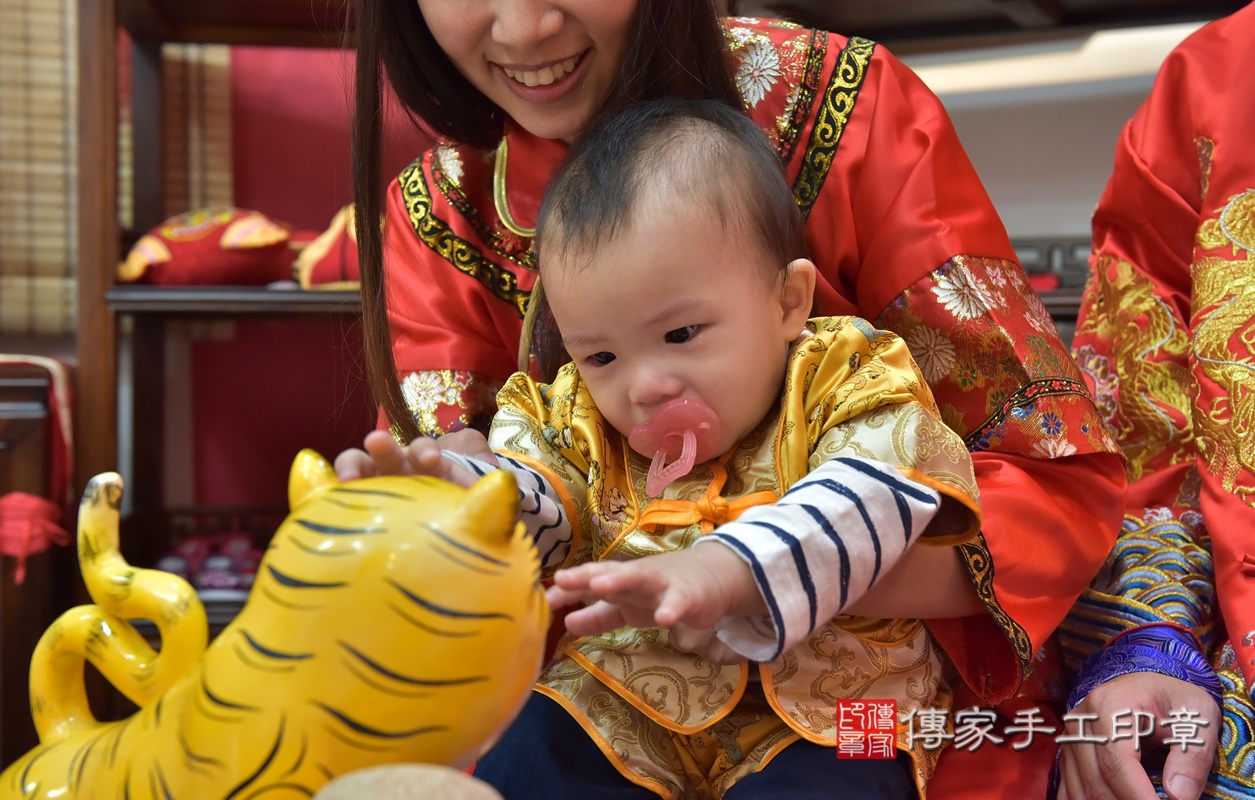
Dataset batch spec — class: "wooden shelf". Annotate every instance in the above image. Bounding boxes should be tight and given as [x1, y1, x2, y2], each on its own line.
[106, 285, 360, 316]
[119, 0, 350, 47]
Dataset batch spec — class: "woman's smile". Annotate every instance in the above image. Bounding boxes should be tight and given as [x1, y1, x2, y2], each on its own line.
[497, 50, 585, 88]
[416, 0, 637, 142]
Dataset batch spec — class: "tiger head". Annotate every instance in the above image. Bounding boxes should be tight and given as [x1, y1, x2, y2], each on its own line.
[220, 450, 550, 771]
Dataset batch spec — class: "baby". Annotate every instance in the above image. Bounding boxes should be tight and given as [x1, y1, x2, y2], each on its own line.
[339, 97, 982, 800]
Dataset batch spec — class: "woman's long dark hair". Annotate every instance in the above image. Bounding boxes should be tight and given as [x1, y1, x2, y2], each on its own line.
[353, 0, 741, 442]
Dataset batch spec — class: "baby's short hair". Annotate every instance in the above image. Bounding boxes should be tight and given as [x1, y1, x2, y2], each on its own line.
[536, 97, 807, 273]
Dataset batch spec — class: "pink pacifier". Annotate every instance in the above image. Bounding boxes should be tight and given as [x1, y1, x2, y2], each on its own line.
[628, 398, 722, 496]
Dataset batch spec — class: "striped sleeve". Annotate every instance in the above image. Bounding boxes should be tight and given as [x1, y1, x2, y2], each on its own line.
[441, 451, 572, 570]
[696, 456, 942, 662]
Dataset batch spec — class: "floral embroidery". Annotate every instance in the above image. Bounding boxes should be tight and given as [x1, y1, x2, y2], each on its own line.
[402, 370, 470, 418]
[985, 267, 1010, 290]
[1023, 288, 1057, 334]
[905, 326, 957, 383]
[1040, 412, 1063, 436]
[398, 369, 501, 438]
[734, 36, 782, 108]
[434, 143, 464, 187]
[1032, 436, 1078, 459]
[955, 362, 979, 390]
[1144, 506, 1175, 523]
[933, 268, 995, 321]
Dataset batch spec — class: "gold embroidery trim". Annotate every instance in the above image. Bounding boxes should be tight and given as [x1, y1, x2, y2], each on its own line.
[493, 137, 537, 239]
[792, 36, 876, 220]
[400, 159, 530, 316]
[957, 532, 1034, 673]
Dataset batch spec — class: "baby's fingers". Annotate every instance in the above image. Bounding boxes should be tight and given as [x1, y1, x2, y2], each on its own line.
[562, 601, 633, 637]
[549, 564, 602, 596]
[546, 583, 598, 611]
[551, 561, 653, 595]
[585, 562, 668, 599]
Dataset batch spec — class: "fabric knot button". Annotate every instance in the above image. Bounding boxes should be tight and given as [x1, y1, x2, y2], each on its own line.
[696, 495, 730, 524]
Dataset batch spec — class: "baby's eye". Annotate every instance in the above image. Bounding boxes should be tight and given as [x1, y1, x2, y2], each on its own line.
[665, 325, 699, 344]
[587, 351, 616, 366]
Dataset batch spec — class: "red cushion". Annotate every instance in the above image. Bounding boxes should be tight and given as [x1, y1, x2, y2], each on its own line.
[117, 207, 294, 286]
[293, 204, 360, 289]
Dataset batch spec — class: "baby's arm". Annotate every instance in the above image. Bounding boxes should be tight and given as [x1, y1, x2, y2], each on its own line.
[549, 545, 763, 664]
[551, 456, 951, 663]
[334, 431, 574, 571]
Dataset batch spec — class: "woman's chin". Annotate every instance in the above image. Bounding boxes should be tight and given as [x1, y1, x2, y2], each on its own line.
[505, 109, 591, 144]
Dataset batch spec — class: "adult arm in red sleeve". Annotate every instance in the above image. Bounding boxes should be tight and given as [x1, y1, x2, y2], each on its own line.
[776, 31, 1127, 702]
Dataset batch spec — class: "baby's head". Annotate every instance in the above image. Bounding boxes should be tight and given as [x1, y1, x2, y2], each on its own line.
[535, 97, 816, 463]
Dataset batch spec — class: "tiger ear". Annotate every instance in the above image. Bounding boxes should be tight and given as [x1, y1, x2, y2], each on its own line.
[289, 449, 339, 510]
[456, 470, 521, 547]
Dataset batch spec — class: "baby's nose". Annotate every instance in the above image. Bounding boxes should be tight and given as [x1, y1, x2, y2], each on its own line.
[627, 367, 684, 409]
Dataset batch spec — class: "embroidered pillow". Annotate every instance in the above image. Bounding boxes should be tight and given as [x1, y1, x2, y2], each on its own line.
[117, 207, 293, 286]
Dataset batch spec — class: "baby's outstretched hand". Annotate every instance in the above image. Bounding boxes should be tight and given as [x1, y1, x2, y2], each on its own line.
[547, 545, 763, 664]
[333, 429, 497, 488]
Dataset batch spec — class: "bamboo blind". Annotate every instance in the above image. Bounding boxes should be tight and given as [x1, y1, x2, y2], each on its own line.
[0, 0, 77, 336]
[0, 4, 233, 338]
[161, 44, 233, 219]
[117, 42, 233, 231]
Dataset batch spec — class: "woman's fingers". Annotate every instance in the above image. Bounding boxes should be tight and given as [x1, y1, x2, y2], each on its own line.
[333, 448, 376, 481]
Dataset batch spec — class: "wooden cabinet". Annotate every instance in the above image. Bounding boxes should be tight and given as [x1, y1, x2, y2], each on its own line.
[74, 0, 352, 504]
[76, 0, 365, 545]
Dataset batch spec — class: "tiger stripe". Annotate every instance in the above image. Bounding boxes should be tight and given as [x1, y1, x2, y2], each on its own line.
[1, 460, 547, 797]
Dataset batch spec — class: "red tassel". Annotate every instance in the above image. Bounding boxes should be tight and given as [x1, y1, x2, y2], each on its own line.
[0, 492, 70, 585]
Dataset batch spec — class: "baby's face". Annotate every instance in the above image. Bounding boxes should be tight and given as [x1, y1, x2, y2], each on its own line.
[543, 201, 808, 460]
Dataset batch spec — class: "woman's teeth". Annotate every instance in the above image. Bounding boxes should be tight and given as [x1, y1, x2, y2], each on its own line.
[503, 56, 579, 87]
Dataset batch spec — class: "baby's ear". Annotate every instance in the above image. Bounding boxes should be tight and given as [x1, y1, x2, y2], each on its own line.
[780, 258, 817, 332]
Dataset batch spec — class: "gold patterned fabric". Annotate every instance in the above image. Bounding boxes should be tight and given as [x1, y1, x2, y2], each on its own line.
[488, 317, 980, 797]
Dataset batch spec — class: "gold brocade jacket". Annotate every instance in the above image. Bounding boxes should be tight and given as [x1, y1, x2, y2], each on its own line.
[487, 317, 982, 789]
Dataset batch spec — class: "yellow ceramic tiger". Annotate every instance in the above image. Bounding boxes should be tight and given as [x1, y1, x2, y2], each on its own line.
[1, 450, 548, 799]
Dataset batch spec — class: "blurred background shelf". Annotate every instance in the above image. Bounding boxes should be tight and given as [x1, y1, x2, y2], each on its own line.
[119, 0, 349, 47]
[106, 285, 360, 315]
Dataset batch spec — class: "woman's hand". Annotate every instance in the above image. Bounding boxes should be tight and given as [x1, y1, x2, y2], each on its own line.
[546, 545, 763, 665]
[1056, 672, 1220, 800]
[333, 429, 498, 488]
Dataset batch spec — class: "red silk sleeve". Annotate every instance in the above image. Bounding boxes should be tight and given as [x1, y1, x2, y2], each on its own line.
[383, 152, 535, 436]
[769, 30, 1126, 701]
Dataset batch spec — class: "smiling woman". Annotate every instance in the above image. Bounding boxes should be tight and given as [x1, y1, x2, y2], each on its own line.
[415, 0, 635, 143]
